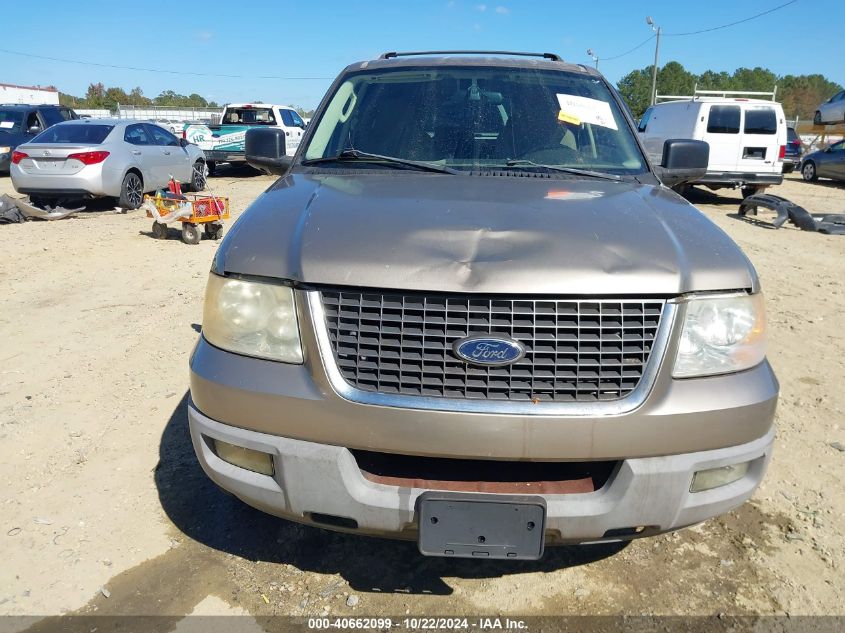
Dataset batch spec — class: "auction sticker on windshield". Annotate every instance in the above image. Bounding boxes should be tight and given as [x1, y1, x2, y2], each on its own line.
[556, 94, 618, 130]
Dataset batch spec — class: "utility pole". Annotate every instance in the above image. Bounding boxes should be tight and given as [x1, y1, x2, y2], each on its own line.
[647, 16, 661, 105]
[586, 48, 599, 70]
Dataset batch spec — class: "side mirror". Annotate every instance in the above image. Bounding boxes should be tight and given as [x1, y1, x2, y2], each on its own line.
[180, 137, 189, 148]
[653, 139, 709, 188]
[27, 126, 41, 135]
[245, 127, 292, 175]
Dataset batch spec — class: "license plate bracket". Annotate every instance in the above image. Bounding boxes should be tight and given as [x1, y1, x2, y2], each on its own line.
[417, 492, 546, 560]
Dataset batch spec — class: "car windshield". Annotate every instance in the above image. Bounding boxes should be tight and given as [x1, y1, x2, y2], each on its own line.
[0, 110, 24, 134]
[29, 124, 114, 144]
[303, 65, 646, 175]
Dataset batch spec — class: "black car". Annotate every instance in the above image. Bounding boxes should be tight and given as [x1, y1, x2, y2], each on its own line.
[783, 126, 802, 174]
[0, 104, 79, 173]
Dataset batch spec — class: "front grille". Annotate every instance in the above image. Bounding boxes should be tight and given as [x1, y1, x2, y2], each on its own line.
[319, 289, 665, 402]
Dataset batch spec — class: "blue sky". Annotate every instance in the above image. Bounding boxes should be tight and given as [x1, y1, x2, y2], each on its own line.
[0, 0, 839, 109]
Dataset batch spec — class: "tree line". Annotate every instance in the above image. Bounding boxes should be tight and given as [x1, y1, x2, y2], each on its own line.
[617, 62, 842, 120]
[59, 83, 219, 109]
[57, 64, 841, 121]
[58, 83, 315, 117]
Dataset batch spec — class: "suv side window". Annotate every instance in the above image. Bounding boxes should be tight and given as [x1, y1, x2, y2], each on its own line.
[707, 105, 740, 134]
[124, 124, 151, 145]
[146, 124, 179, 146]
[290, 110, 305, 128]
[60, 108, 78, 121]
[40, 107, 65, 127]
[638, 107, 653, 133]
[25, 111, 42, 134]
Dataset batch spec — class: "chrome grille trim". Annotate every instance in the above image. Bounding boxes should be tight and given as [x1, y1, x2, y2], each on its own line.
[308, 290, 676, 416]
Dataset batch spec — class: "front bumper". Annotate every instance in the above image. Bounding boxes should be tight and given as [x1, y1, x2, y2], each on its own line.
[188, 288, 778, 543]
[189, 403, 774, 543]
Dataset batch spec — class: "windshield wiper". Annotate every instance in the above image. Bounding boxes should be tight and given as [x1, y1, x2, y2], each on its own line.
[504, 159, 625, 182]
[302, 148, 459, 174]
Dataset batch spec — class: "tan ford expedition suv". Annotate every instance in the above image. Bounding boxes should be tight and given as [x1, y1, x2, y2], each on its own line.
[188, 51, 778, 560]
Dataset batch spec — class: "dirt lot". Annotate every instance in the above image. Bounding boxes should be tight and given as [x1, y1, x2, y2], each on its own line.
[0, 168, 843, 626]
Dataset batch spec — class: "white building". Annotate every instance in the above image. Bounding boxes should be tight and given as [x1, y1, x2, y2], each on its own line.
[0, 82, 60, 105]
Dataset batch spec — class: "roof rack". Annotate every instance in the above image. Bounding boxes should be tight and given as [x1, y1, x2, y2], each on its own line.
[656, 85, 778, 103]
[379, 50, 562, 61]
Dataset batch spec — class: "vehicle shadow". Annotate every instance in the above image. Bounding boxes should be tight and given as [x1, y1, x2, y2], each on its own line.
[680, 186, 742, 207]
[156, 392, 629, 595]
[798, 177, 845, 192]
[22, 196, 126, 215]
[208, 162, 264, 179]
[725, 212, 781, 230]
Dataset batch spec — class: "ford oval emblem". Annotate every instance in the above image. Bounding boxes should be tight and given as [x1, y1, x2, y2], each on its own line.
[452, 335, 525, 367]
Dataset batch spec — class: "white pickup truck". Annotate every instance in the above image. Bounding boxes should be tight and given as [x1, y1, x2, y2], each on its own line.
[183, 103, 305, 173]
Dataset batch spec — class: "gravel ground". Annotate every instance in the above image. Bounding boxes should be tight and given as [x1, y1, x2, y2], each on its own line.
[0, 168, 842, 626]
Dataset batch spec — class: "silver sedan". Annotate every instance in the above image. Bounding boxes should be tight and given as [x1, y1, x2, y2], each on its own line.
[814, 90, 845, 125]
[10, 119, 206, 209]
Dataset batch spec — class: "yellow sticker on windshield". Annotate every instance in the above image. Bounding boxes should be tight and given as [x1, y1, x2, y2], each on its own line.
[558, 110, 581, 125]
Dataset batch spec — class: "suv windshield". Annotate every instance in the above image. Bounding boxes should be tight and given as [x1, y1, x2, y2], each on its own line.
[304, 65, 646, 175]
[0, 110, 24, 133]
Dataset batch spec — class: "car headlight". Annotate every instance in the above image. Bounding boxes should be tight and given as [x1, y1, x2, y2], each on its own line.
[0, 146, 10, 154]
[202, 273, 303, 363]
[673, 293, 766, 378]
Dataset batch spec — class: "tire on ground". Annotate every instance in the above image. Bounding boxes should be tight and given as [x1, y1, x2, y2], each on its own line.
[802, 161, 817, 182]
[185, 160, 206, 192]
[118, 171, 144, 210]
[181, 223, 200, 245]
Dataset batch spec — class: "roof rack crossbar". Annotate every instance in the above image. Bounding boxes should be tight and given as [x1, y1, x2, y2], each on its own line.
[380, 50, 562, 62]
[655, 84, 778, 103]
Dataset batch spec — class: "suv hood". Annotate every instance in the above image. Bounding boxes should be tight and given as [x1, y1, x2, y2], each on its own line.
[218, 173, 757, 295]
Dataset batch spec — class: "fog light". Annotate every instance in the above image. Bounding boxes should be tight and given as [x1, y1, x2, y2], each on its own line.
[690, 461, 750, 493]
[213, 439, 275, 476]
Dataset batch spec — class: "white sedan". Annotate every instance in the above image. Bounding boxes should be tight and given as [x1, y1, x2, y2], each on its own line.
[10, 119, 206, 209]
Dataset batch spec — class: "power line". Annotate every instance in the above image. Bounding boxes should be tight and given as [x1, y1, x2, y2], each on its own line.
[602, 34, 656, 61]
[594, 0, 799, 63]
[663, 0, 799, 36]
[0, 48, 332, 80]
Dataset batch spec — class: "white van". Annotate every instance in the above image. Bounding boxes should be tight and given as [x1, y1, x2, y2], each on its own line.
[638, 89, 787, 197]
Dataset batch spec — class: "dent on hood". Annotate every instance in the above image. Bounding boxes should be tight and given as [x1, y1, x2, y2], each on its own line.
[218, 173, 757, 295]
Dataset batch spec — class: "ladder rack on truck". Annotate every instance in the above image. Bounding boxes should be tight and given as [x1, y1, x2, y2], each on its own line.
[656, 86, 778, 103]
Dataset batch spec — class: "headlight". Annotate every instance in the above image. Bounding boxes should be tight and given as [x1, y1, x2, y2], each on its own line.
[202, 274, 303, 363]
[0, 146, 10, 154]
[673, 293, 766, 378]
